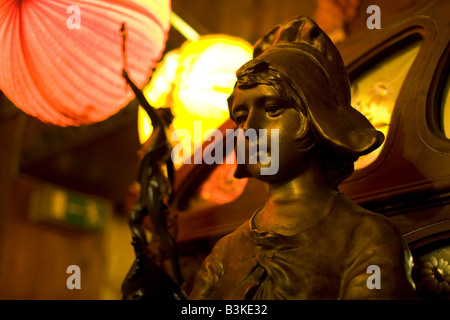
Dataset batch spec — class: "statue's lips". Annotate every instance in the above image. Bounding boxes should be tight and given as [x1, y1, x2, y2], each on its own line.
[247, 139, 271, 164]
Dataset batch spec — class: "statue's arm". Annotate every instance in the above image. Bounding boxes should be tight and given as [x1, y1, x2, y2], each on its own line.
[122, 69, 167, 133]
[338, 214, 416, 300]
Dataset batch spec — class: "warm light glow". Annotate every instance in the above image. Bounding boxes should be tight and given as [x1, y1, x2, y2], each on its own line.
[351, 40, 422, 169]
[170, 11, 200, 41]
[137, 51, 179, 144]
[138, 35, 253, 166]
[194, 151, 249, 208]
[0, 0, 171, 126]
[441, 73, 450, 138]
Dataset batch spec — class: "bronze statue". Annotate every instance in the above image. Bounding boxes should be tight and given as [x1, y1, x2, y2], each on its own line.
[120, 24, 185, 300]
[121, 69, 185, 300]
[189, 16, 416, 299]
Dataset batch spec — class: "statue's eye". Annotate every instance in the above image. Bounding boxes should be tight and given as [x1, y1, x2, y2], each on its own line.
[265, 105, 283, 117]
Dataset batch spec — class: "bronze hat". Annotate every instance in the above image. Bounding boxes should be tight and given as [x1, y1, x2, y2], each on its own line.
[233, 16, 384, 157]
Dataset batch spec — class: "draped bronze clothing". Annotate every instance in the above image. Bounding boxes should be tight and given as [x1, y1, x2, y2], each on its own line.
[189, 193, 415, 300]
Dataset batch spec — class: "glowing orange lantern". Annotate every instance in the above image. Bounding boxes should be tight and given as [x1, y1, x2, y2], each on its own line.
[0, 0, 171, 126]
[138, 35, 253, 165]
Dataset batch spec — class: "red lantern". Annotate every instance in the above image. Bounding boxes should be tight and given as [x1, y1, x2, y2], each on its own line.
[0, 0, 171, 126]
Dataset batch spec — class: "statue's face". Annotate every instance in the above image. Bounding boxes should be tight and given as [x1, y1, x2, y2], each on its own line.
[230, 84, 308, 183]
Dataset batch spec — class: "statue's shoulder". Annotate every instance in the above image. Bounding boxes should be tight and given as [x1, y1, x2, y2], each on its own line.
[333, 193, 408, 253]
[335, 193, 396, 229]
[333, 194, 415, 299]
[199, 221, 252, 265]
[212, 221, 252, 251]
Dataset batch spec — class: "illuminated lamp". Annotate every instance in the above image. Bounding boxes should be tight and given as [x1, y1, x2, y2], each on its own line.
[350, 40, 422, 169]
[137, 50, 180, 145]
[0, 0, 171, 126]
[138, 35, 253, 165]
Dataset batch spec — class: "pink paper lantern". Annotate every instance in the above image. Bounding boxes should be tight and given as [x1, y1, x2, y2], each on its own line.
[0, 0, 171, 126]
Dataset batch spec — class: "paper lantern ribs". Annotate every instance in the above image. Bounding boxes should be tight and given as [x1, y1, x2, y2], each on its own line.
[0, 0, 171, 126]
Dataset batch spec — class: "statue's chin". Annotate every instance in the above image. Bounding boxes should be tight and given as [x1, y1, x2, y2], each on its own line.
[244, 163, 285, 184]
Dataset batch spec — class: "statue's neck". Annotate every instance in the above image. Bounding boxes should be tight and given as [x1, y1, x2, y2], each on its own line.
[253, 166, 337, 236]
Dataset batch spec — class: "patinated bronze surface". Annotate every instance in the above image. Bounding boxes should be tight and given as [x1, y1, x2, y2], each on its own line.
[120, 25, 185, 300]
[121, 70, 185, 300]
[189, 16, 416, 299]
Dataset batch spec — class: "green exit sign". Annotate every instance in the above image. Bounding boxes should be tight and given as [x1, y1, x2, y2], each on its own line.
[30, 183, 111, 231]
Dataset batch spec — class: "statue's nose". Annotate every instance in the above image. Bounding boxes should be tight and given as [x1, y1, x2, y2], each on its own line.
[242, 108, 263, 134]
